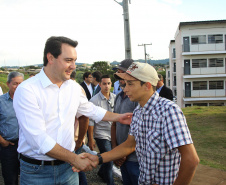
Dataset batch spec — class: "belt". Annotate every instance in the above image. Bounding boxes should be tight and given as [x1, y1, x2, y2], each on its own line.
[20, 154, 65, 166]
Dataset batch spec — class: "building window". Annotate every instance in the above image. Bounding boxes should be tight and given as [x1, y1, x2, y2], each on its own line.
[209, 58, 223, 67]
[191, 35, 206, 44]
[193, 81, 207, 90]
[209, 81, 224, 89]
[168, 71, 170, 77]
[209, 102, 224, 106]
[173, 76, 176, 86]
[168, 80, 170, 86]
[193, 103, 208, 106]
[208, 34, 223, 43]
[192, 59, 207, 68]
[185, 104, 192, 107]
[173, 48, 176, 58]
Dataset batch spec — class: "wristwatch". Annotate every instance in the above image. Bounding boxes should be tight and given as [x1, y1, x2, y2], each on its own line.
[97, 153, 103, 165]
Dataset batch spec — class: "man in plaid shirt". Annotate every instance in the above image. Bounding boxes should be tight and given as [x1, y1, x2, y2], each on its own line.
[82, 62, 199, 185]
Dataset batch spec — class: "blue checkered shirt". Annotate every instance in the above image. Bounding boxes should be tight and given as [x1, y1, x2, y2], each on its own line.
[129, 92, 193, 185]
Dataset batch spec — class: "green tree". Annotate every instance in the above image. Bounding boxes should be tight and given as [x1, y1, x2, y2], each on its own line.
[91, 61, 116, 86]
[91, 61, 111, 74]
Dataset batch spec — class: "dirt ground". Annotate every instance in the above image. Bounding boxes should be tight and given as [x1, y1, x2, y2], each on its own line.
[0, 163, 225, 184]
[190, 164, 226, 185]
[85, 164, 226, 185]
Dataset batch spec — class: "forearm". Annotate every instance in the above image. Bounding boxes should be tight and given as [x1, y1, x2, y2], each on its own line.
[111, 122, 117, 148]
[101, 136, 135, 163]
[77, 116, 89, 143]
[88, 126, 94, 141]
[102, 111, 120, 122]
[173, 159, 198, 185]
[173, 144, 199, 185]
[46, 143, 78, 164]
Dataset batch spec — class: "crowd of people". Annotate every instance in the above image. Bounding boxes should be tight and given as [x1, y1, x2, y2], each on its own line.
[0, 36, 199, 185]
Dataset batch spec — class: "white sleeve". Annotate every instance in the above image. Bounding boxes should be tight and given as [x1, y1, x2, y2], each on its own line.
[77, 92, 107, 124]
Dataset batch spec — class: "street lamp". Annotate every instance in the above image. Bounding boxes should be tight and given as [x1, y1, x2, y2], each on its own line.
[138, 43, 152, 63]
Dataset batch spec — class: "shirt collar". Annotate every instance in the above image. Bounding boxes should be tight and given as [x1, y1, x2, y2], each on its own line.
[95, 84, 99, 90]
[157, 84, 164, 93]
[137, 91, 159, 114]
[99, 91, 113, 100]
[6, 92, 12, 100]
[84, 81, 91, 87]
[119, 91, 127, 99]
[38, 68, 69, 88]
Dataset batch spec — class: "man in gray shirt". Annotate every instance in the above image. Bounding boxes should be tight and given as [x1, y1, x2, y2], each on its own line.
[111, 59, 140, 185]
[89, 74, 116, 185]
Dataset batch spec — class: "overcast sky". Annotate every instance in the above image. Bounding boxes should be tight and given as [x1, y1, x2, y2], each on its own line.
[0, 0, 225, 66]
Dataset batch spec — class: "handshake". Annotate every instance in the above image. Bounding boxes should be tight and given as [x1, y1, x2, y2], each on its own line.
[71, 153, 100, 172]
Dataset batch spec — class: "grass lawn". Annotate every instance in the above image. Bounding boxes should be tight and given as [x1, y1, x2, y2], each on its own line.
[182, 106, 226, 171]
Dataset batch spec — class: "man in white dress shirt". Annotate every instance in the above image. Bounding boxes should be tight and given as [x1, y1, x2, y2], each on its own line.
[13, 36, 132, 185]
[0, 86, 3, 95]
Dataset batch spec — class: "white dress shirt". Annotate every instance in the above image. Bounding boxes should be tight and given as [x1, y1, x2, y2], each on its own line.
[84, 81, 93, 97]
[13, 68, 106, 160]
[0, 86, 3, 95]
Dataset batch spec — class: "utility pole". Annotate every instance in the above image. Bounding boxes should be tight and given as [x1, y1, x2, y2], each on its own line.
[138, 43, 152, 63]
[114, 0, 132, 59]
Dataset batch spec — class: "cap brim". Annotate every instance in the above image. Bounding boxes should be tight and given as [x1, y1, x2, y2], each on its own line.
[114, 72, 137, 81]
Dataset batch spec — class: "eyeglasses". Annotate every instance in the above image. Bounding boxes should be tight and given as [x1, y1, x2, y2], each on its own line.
[107, 99, 114, 109]
[119, 84, 126, 89]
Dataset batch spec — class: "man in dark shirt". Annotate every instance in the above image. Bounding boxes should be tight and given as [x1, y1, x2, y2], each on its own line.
[80, 72, 94, 100]
[156, 74, 173, 101]
[112, 59, 140, 185]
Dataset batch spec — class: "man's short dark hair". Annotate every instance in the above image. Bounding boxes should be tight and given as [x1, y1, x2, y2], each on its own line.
[100, 74, 111, 82]
[70, 71, 76, 80]
[140, 81, 156, 91]
[158, 74, 163, 81]
[43, 36, 78, 66]
[92, 71, 102, 82]
[83, 72, 92, 80]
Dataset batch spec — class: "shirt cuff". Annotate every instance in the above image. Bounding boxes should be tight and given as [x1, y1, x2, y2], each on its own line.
[93, 106, 107, 123]
[39, 136, 57, 154]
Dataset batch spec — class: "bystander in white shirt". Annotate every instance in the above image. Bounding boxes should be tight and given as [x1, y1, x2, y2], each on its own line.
[0, 86, 3, 95]
[13, 68, 106, 161]
[84, 81, 93, 97]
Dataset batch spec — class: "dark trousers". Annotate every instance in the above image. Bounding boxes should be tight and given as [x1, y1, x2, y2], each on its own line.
[0, 141, 19, 185]
[95, 138, 115, 185]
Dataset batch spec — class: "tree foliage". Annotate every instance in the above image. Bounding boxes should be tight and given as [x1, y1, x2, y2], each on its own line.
[90, 61, 116, 86]
[91, 61, 111, 74]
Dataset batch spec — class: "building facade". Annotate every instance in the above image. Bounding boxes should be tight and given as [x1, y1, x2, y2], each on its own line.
[168, 20, 226, 108]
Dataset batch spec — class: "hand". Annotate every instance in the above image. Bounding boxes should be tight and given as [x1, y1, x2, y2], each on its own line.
[71, 153, 97, 172]
[0, 139, 14, 147]
[79, 153, 99, 166]
[114, 157, 126, 167]
[88, 138, 96, 151]
[118, 113, 133, 125]
[75, 140, 83, 151]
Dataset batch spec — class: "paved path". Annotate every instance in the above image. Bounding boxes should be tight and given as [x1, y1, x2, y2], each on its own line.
[0, 163, 225, 184]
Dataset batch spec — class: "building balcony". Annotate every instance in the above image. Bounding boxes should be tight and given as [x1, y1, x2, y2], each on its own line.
[183, 67, 226, 76]
[182, 43, 226, 55]
[184, 89, 226, 98]
[183, 73, 226, 79]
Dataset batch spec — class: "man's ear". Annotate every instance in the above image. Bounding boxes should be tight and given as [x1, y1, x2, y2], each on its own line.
[46, 53, 54, 64]
[145, 82, 152, 90]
